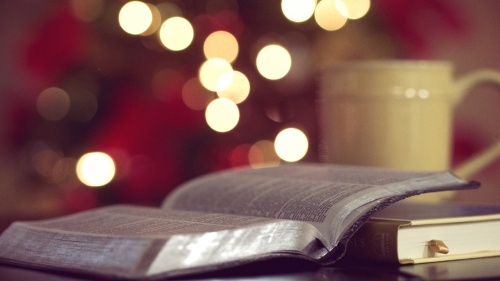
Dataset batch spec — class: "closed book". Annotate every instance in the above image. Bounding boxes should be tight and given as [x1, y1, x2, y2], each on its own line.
[344, 201, 500, 264]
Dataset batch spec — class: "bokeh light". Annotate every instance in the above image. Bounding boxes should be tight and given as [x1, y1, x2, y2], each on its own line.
[216, 71, 250, 104]
[199, 58, 233, 91]
[281, 0, 317, 23]
[76, 152, 116, 187]
[315, 0, 348, 31]
[203, 31, 239, 63]
[256, 44, 292, 80]
[205, 98, 240, 133]
[274, 128, 308, 162]
[336, 0, 370, 20]
[249, 140, 281, 168]
[142, 4, 162, 36]
[36, 87, 71, 121]
[159, 16, 194, 51]
[118, 1, 154, 35]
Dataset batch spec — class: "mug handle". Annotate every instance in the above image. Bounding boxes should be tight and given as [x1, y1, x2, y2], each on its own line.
[452, 69, 500, 179]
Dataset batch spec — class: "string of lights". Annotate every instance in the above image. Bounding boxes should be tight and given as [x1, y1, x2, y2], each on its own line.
[29, 0, 371, 191]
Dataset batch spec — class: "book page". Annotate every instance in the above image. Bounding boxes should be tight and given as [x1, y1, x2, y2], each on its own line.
[162, 163, 472, 248]
[0, 205, 327, 279]
[26, 205, 274, 237]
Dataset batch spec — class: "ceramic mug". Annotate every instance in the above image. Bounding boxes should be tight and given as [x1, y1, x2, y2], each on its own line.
[319, 60, 500, 199]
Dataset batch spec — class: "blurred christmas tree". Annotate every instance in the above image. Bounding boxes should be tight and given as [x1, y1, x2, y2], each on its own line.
[0, 0, 471, 229]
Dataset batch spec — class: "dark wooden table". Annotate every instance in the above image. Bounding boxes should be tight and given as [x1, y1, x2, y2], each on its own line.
[2, 256, 500, 280]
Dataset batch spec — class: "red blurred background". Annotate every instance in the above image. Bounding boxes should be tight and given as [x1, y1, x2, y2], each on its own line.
[1, 0, 500, 231]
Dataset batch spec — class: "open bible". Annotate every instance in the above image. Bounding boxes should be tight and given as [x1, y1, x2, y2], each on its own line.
[0, 163, 477, 279]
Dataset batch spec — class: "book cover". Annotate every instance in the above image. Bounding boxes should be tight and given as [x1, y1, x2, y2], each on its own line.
[344, 201, 500, 264]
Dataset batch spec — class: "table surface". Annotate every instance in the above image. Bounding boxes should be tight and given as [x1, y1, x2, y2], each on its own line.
[2, 256, 500, 281]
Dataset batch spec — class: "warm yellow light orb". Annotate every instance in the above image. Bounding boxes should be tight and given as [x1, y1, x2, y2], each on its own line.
[76, 152, 116, 187]
[216, 71, 250, 104]
[315, 0, 348, 31]
[256, 44, 292, 80]
[203, 31, 239, 63]
[274, 128, 309, 162]
[336, 0, 370, 20]
[281, 0, 317, 23]
[118, 1, 153, 35]
[159, 17, 194, 51]
[199, 58, 234, 91]
[141, 4, 162, 36]
[205, 98, 240, 133]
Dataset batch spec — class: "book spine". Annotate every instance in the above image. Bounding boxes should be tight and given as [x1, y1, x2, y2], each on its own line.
[343, 220, 402, 263]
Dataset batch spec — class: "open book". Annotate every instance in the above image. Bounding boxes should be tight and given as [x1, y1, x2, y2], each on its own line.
[0, 163, 477, 279]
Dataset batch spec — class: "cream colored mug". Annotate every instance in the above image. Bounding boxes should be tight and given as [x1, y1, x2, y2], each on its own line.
[319, 60, 500, 200]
